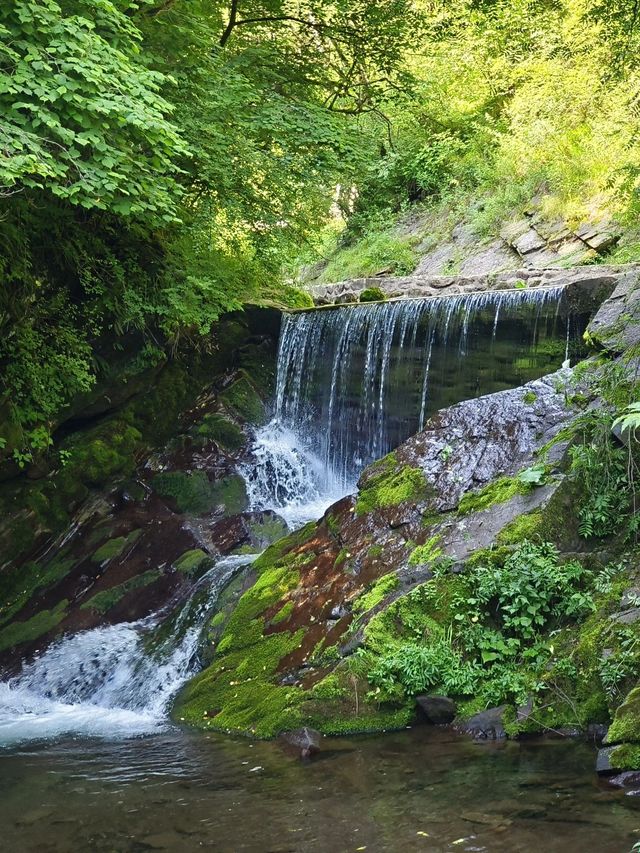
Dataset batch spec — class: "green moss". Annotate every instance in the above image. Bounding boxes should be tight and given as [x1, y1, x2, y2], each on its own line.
[457, 475, 529, 516]
[220, 373, 266, 425]
[359, 287, 387, 303]
[210, 475, 248, 515]
[64, 420, 142, 489]
[0, 600, 68, 652]
[496, 511, 544, 545]
[408, 535, 443, 566]
[173, 549, 212, 576]
[356, 461, 429, 515]
[210, 611, 226, 628]
[194, 414, 245, 452]
[352, 573, 399, 614]
[334, 548, 349, 568]
[610, 743, 640, 770]
[606, 686, 640, 744]
[91, 529, 142, 564]
[308, 673, 348, 700]
[153, 470, 216, 515]
[270, 601, 294, 625]
[81, 569, 161, 615]
[172, 527, 316, 737]
[367, 544, 383, 558]
[0, 554, 76, 627]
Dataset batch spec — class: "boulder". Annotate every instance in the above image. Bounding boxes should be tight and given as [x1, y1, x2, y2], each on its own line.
[416, 695, 456, 725]
[455, 705, 508, 740]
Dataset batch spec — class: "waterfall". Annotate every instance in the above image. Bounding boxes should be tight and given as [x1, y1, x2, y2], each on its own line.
[244, 285, 582, 519]
[0, 554, 255, 746]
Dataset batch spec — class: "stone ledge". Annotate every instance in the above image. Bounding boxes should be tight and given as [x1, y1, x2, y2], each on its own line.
[305, 264, 637, 309]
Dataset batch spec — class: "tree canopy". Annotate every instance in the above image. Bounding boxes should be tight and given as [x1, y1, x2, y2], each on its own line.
[3, 0, 640, 461]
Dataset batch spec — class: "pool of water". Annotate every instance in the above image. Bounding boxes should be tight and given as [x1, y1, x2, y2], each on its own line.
[1, 726, 638, 852]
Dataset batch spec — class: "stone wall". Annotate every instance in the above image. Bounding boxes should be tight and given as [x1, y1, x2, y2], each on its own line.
[307, 264, 638, 309]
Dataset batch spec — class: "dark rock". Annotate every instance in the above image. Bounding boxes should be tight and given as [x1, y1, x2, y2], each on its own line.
[455, 705, 508, 740]
[416, 695, 456, 725]
[610, 608, 640, 626]
[587, 723, 608, 741]
[279, 727, 322, 760]
[607, 771, 640, 789]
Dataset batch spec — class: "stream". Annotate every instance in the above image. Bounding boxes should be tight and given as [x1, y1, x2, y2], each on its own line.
[1, 728, 638, 852]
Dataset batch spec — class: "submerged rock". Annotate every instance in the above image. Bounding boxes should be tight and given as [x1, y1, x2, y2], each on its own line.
[279, 727, 322, 759]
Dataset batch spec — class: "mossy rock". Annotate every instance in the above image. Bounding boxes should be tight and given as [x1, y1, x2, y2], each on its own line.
[193, 414, 246, 452]
[610, 742, 640, 771]
[155, 472, 248, 518]
[81, 570, 161, 615]
[172, 527, 317, 737]
[220, 373, 266, 425]
[210, 475, 248, 515]
[173, 549, 212, 577]
[606, 686, 640, 744]
[0, 599, 68, 652]
[91, 529, 142, 564]
[359, 287, 386, 303]
[63, 419, 142, 489]
[0, 553, 76, 627]
[356, 456, 429, 515]
[457, 474, 530, 516]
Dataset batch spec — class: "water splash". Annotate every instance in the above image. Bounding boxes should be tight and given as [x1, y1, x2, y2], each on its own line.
[0, 555, 255, 746]
[240, 421, 346, 526]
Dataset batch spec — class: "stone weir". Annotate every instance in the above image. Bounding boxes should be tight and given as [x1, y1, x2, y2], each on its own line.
[306, 263, 636, 309]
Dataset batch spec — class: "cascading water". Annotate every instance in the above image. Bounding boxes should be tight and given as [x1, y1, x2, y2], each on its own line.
[0, 554, 255, 746]
[244, 285, 586, 519]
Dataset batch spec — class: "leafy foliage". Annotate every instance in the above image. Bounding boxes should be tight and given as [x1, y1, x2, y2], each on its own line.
[0, 0, 416, 458]
[360, 540, 612, 710]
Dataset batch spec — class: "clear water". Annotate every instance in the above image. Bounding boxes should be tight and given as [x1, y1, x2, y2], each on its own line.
[244, 287, 586, 522]
[0, 727, 637, 852]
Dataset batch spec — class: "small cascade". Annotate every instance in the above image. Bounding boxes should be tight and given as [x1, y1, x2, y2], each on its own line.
[0, 555, 255, 745]
[244, 285, 585, 513]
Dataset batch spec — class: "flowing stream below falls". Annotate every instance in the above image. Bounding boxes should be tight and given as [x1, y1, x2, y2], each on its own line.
[1, 286, 628, 853]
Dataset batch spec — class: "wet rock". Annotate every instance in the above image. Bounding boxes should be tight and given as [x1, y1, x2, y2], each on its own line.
[455, 705, 508, 740]
[607, 770, 640, 789]
[329, 603, 349, 620]
[596, 746, 618, 775]
[416, 695, 457, 724]
[279, 727, 322, 759]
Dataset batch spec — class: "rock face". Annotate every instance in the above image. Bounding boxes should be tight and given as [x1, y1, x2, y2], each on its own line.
[307, 264, 631, 307]
[171, 365, 585, 737]
[0, 311, 283, 665]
